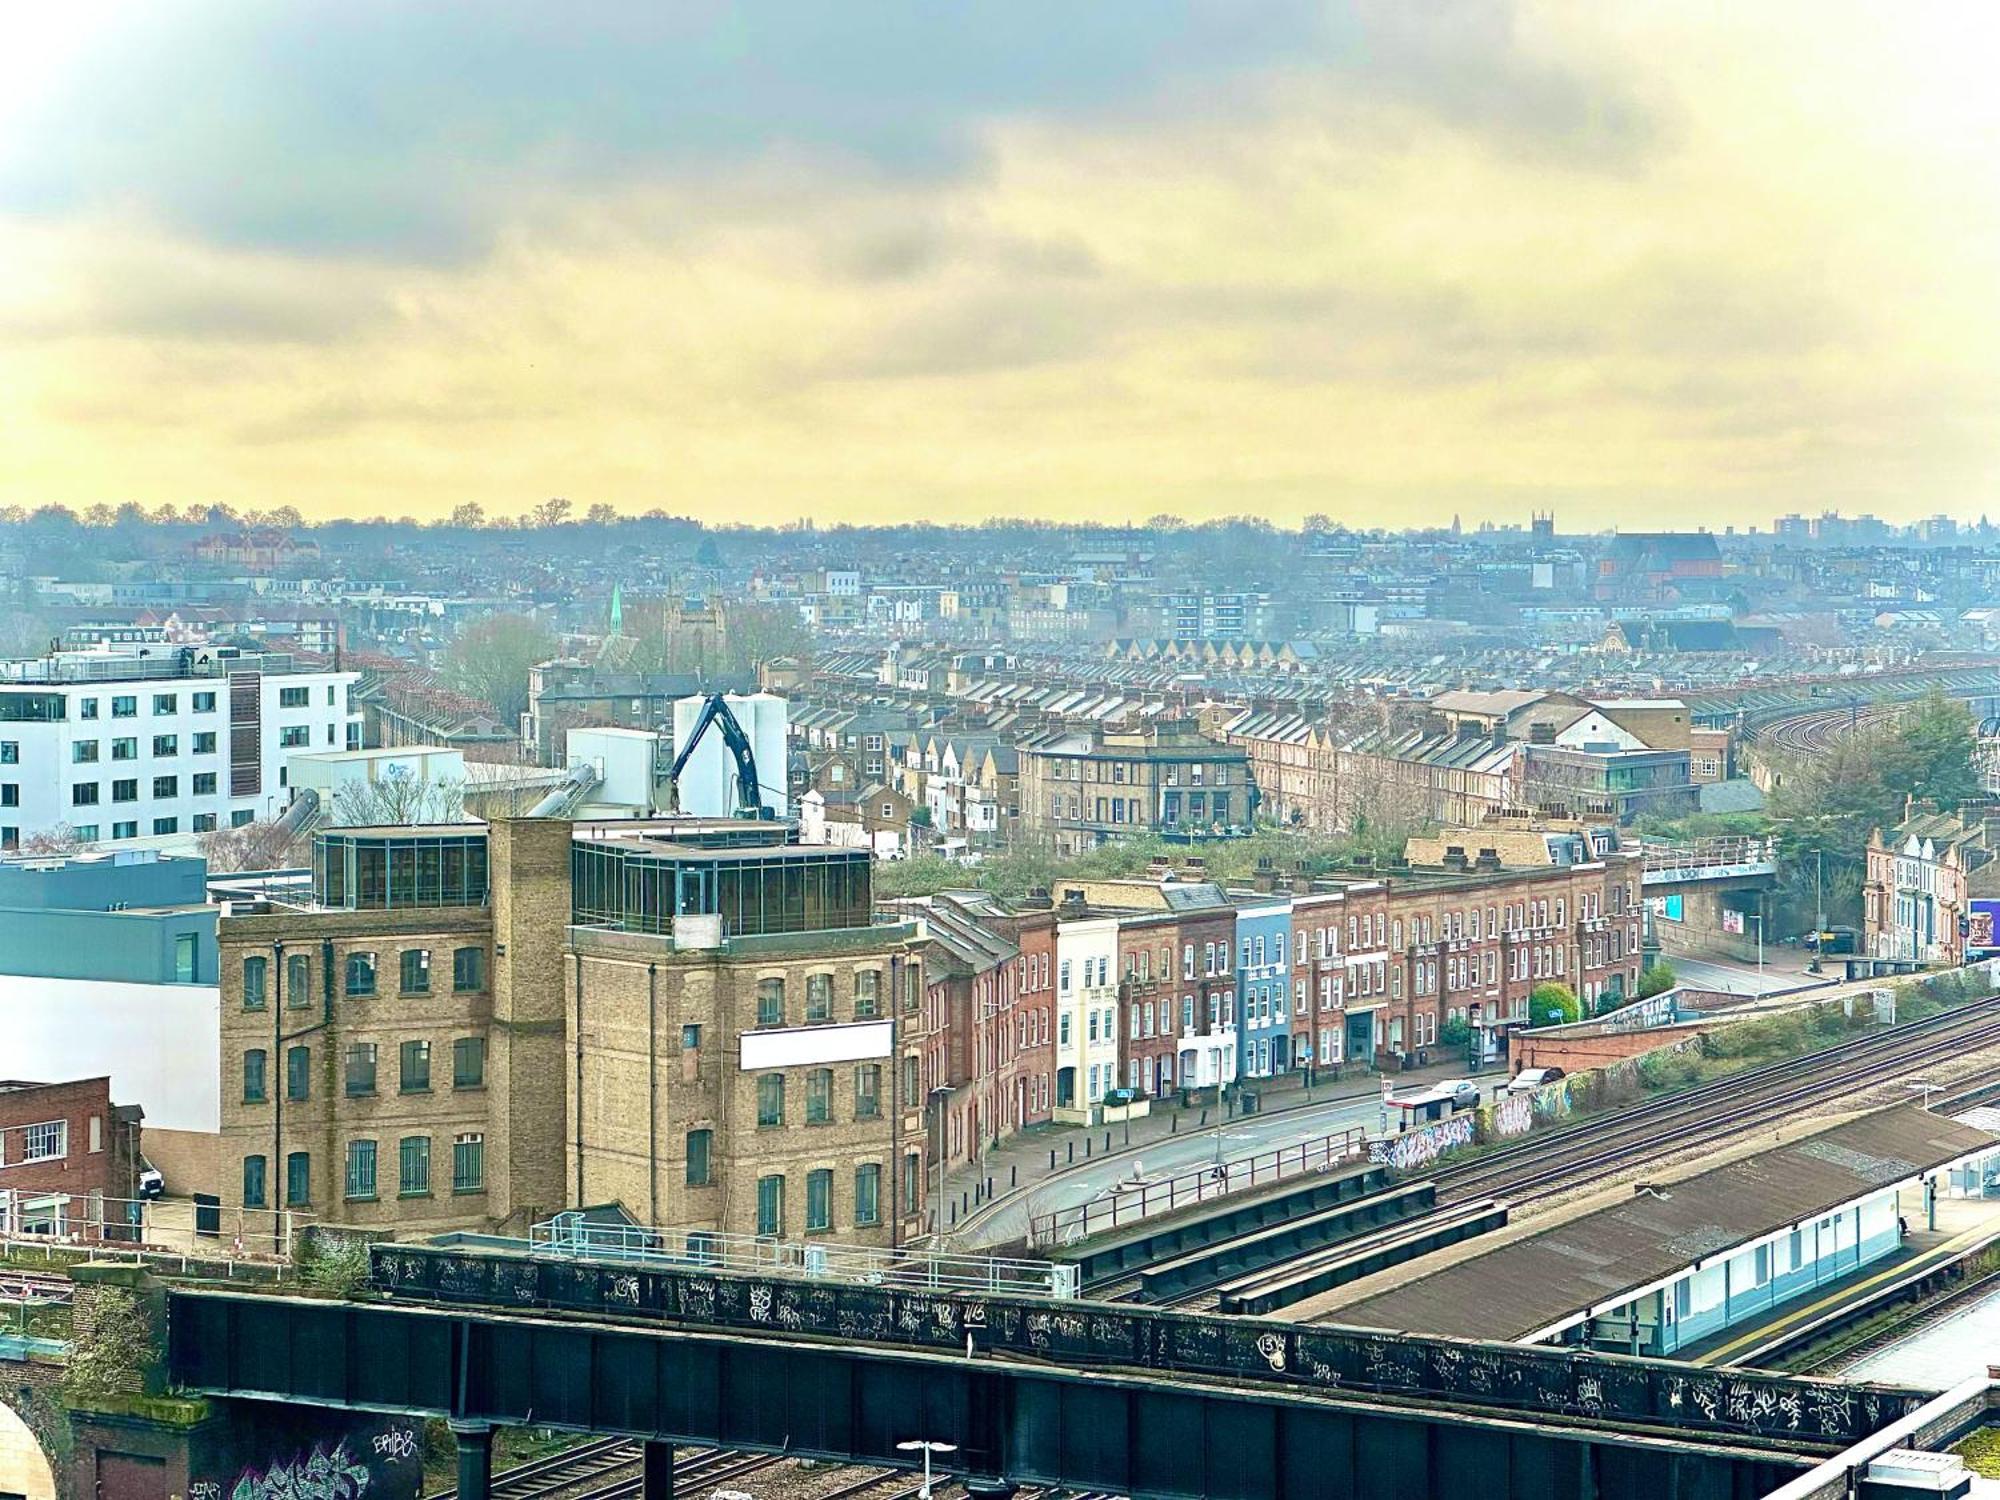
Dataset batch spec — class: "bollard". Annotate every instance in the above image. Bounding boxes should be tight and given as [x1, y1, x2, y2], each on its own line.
[1200, 1107, 1208, 1127]
[986, 1176, 994, 1199]
[1067, 1141, 1074, 1163]
[951, 1201, 958, 1224]
[1104, 1131, 1112, 1152]
[1050, 1149, 1058, 1169]
[1085, 1138, 1092, 1157]
[1171, 1115, 1178, 1134]
[1011, 1165, 1018, 1187]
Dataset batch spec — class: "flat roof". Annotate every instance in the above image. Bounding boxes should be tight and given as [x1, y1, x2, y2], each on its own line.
[1331, 1107, 1995, 1343]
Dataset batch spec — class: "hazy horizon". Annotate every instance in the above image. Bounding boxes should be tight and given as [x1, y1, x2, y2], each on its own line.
[5, 3, 1999, 528]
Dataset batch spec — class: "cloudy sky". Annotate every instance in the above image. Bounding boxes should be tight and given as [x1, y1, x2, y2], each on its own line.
[3, 2, 1999, 528]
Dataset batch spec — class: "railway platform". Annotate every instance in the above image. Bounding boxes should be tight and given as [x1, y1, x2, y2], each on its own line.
[1685, 1196, 2000, 1369]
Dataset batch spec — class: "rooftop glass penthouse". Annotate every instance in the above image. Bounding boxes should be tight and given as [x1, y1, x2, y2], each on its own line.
[571, 830, 872, 937]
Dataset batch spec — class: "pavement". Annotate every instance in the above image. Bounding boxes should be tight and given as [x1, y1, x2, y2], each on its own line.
[941, 1057, 1502, 1249]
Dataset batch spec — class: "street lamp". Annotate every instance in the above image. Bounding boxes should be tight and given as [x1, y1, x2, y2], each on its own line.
[896, 1440, 957, 1500]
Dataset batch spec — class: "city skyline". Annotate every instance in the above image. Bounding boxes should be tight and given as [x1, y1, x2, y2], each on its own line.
[4, 4, 1999, 528]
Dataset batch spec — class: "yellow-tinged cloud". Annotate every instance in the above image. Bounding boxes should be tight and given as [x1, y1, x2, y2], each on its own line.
[3, 1, 2000, 526]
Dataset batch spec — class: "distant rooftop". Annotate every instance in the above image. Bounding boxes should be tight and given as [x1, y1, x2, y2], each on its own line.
[0, 644, 340, 686]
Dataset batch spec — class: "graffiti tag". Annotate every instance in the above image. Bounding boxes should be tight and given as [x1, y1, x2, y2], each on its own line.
[371, 1430, 418, 1461]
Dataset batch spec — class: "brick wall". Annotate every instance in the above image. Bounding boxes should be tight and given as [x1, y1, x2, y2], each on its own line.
[0, 1078, 139, 1237]
[569, 925, 915, 1246]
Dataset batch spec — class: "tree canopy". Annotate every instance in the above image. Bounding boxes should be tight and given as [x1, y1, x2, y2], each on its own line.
[442, 613, 556, 725]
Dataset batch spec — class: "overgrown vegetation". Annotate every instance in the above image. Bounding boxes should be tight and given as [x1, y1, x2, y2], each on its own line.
[59, 1285, 157, 1408]
[297, 1232, 372, 1296]
[1765, 689, 1981, 930]
[1636, 960, 1676, 1000]
[1529, 982, 1579, 1027]
[874, 826, 1423, 901]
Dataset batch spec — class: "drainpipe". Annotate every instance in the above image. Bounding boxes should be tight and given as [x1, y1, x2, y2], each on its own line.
[574, 952, 586, 1207]
[889, 951, 904, 1244]
[271, 940, 284, 1250]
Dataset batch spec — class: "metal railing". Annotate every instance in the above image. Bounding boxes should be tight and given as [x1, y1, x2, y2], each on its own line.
[530, 1214, 1080, 1299]
[0, 648, 315, 685]
[0, 1191, 310, 1263]
[1638, 836, 1777, 879]
[1027, 1128, 1366, 1249]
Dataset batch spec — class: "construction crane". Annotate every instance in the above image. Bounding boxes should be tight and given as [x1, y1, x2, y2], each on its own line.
[669, 693, 773, 818]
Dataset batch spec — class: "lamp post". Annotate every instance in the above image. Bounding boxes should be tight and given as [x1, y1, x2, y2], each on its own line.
[897, 1440, 957, 1500]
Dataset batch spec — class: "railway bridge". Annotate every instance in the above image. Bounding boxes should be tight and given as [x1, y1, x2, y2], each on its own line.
[154, 1239, 1950, 1500]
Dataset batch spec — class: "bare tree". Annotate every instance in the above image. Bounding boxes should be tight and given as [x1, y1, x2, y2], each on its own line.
[21, 822, 89, 856]
[442, 613, 556, 725]
[528, 496, 573, 528]
[329, 773, 467, 827]
[198, 819, 311, 873]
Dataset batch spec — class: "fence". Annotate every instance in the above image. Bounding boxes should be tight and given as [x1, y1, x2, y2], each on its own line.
[1027, 1129, 1365, 1249]
[528, 1214, 1079, 1299]
[1639, 836, 1777, 879]
[0, 1190, 309, 1264]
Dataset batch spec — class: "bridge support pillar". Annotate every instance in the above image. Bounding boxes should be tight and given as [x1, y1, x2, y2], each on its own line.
[643, 1440, 674, 1500]
[452, 1420, 494, 1500]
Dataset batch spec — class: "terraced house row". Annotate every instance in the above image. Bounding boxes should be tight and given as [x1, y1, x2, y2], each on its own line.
[215, 813, 1647, 1241]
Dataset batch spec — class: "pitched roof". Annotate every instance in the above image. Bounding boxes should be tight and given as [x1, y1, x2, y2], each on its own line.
[1330, 1107, 1993, 1342]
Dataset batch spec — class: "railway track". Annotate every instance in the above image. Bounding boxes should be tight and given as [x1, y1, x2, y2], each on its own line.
[1105, 998, 2000, 1313]
[1791, 1267, 2000, 1376]
[1435, 993, 2000, 1208]
[430, 1437, 640, 1500]
[1750, 701, 1900, 757]
[571, 1449, 784, 1500]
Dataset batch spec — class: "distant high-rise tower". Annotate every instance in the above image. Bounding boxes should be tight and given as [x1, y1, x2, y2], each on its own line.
[1531, 511, 1555, 542]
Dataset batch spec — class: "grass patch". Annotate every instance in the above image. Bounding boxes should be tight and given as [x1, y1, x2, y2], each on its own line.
[1957, 1427, 2000, 1480]
[420, 1423, 594, 1493]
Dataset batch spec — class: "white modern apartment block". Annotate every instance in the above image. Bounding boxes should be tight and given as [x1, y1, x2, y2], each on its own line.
[0, 646, 360, 850]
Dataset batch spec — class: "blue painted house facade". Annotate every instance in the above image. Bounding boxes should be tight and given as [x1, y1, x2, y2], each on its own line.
[1235, 899, 1292, 1078]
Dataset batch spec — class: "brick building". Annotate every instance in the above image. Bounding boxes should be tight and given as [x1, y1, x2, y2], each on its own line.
[218, 817, 930, 1246]
[0, 1077, 143, 1240]
[1018, 719, 1254, 856]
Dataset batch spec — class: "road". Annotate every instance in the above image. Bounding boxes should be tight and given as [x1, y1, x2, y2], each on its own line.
[955, 1081, 1503, 1249]
[1668, 954, 1834, 998]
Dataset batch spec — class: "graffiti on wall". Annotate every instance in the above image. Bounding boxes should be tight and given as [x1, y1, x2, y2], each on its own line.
[1487, 1092, 1533, 1139]
[228, 1439, 374, 1500]
[1367, 1111, 1475, 1170]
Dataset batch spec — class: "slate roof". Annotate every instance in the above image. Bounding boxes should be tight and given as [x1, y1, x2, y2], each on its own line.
[1329, 1107, 1995, 1342]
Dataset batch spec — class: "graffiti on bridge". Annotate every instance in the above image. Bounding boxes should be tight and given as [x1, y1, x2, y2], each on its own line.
[228, 1439, 372, 1500]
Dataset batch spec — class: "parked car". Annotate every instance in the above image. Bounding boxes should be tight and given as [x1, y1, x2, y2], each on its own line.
[1435, 1079, 1482, 1110]
[1506, 1066, 1565, 1095]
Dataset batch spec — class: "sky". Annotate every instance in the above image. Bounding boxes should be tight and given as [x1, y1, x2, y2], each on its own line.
[3, 2, 1999, 529]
